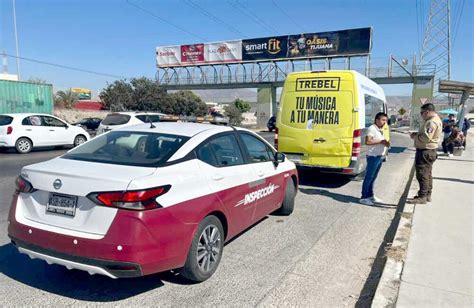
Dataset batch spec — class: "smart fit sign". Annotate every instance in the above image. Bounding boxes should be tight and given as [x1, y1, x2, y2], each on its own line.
[156, 27, 372, 67]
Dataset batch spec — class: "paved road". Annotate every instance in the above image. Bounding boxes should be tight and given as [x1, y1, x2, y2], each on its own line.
[0, 132, 414, 306]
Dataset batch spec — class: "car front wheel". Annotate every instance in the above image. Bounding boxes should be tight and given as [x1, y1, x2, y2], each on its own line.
[181, 215, 224, 282]
[15, 137, 33, 154]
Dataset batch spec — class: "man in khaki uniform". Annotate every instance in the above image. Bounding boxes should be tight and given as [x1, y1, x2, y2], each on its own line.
[407, 103, 442, 204]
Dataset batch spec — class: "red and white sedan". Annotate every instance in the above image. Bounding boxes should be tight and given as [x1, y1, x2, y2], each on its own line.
[8, 123, 298, 281]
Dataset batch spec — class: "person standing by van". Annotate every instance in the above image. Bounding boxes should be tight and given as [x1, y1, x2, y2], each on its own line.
[407, 103, 442, 204]
[360, 112, 390, 206]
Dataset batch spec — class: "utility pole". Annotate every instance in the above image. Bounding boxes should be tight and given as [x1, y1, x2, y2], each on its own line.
[420, 0, 452, 101]
[12, 0, 21, 80]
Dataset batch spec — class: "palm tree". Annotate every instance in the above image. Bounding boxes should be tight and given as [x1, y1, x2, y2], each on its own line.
[55, 90, 79, 109]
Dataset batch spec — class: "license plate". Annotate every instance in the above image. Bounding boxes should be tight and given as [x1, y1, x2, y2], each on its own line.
[46, 193, 77, 217]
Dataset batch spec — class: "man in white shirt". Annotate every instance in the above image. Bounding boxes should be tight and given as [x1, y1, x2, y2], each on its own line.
[360, 112, 390, 206]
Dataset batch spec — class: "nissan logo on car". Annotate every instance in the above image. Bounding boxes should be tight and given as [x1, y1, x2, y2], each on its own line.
[53, 179, 62, 190]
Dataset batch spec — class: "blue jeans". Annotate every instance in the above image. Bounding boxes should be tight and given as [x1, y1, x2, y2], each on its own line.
[361, 156, 384, 199]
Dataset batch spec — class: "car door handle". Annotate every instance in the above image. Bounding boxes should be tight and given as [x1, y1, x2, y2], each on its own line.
[313, 138, 326, 143]
[49, 129, 55, 131]
[257, 171, 265, 177]
[26, 129, 32, 131]
[211, 174, 224, 181]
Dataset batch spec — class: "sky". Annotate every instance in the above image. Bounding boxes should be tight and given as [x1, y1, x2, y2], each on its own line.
[0, 0, 472, 97]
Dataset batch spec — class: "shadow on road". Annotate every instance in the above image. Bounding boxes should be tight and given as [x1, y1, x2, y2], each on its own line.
[432, 176, 474, 185]
[388, 146, 407, 154]
[0, 243, 196, 302]
[297, 169, 353, 189]
[299, 188, 397, 208]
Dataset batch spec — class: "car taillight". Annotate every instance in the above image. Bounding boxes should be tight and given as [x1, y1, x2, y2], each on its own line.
[15, 175, 35, 193]
[7, 126, 13, 135]
[274, 127, 279, 150]
[352, 129, 362, 157]
[87, 185, 171, 211]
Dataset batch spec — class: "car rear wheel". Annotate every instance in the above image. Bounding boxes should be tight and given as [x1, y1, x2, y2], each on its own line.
[73, 135, 87, 147]
[15, 137, 33, 154]
[276, 179, 296, 215]
[181, 215, 224, 282]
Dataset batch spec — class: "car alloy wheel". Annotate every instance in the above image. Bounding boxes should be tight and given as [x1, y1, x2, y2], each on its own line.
[196, 224, 222, 273]
[16, 138, 32, 154]
[74, 135, 86, 147]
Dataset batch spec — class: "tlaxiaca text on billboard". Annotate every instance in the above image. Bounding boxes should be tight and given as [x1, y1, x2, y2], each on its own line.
[156, 27, 372, 68]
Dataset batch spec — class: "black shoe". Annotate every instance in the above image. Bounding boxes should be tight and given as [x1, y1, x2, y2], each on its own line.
[427, 195, 432, 202]
[406, 196, 427, 204]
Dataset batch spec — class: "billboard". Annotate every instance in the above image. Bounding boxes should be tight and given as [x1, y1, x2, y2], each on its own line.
[181, 43, 205, 65]
[206, 40, 242, 63]
[156, 27, 371, 67]
[242, 36, 288, 61]
[287, 28, 372, 58]
[71, 87, 92, 100]
[156, 46, 180, 67]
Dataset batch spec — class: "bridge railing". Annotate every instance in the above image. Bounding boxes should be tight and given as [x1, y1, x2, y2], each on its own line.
[156, 55, 436, 86]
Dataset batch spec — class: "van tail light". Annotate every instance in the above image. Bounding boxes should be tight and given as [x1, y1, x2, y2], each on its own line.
[352, 129, 362, 158]
[15, 175, 35, 193]
[274, 127, 279, 150]
[87, 185, 171, 211]
[7, 126, 13, 135]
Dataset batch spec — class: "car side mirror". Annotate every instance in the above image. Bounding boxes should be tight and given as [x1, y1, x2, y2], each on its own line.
[274, 152, 285, 165]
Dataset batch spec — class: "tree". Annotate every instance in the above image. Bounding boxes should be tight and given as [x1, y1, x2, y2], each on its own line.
[99, 80, 134, 111]
[55, 90, 79, 109]
[398, 107, 407, 116]
[168, 90, 207, 116]
[233, 98, 251, 113]
[224, 104, 243, 125]
[129, 77, 168, 112]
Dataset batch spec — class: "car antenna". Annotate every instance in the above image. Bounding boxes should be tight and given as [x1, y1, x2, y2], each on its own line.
[149, 117, 156, 129]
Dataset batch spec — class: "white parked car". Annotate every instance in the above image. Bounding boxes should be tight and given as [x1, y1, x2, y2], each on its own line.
[97, 112, 166, 135]
[8, 122, 298, 281]
[0, 113, 90, 154]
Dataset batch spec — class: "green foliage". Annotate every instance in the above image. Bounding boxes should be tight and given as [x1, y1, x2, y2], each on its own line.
[55, 90, 79, 109]
[168, 90, 208, 116]
[99, 78, 207, 115]
[99, 80, 134, 111]
[233, 98, 251, 113]
[224, 104, 243, 125]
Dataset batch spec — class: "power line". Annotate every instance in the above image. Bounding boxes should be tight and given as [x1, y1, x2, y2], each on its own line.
[182, 0, 246, 37]
[125, 0, 208, 41]
[270, 0, 306, 32]
[452, 0, 465, 45]
[227, 0, 278, 34]
[4, 53, 127, 79]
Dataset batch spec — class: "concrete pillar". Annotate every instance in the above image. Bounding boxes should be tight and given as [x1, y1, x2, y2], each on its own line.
[257, 86, 276, 128]
[410, 76, 434, 130]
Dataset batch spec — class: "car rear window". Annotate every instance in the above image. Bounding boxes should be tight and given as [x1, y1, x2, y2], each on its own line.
[0, 116, 13, 126]
[61, 131, 189, 167]
[136, 115, 161, 123]
[101, 114, 131, 125]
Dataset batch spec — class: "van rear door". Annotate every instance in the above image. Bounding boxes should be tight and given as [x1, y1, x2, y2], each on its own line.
[278, 72, 355, 168]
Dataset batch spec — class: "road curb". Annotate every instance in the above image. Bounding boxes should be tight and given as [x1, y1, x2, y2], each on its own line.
[371, 165, 417, 308]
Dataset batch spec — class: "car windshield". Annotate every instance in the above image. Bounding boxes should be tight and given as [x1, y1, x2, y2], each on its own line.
[62, 131, 190, 167]
[0, 116, 13, 126]
[101, 114, 131, 125]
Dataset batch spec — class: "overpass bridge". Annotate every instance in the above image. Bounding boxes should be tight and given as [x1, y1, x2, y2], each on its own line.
[156, 55, 435, 127]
